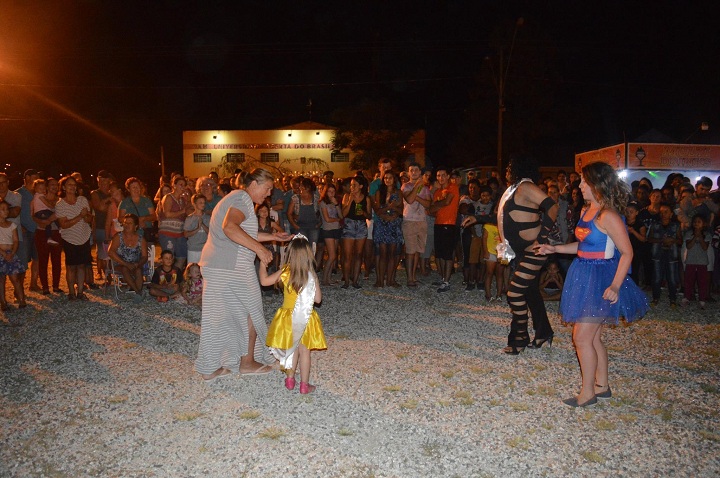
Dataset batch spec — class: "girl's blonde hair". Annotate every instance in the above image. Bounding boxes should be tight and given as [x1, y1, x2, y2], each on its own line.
[183, 262, 201, 283]
[284, 237, 315, 293]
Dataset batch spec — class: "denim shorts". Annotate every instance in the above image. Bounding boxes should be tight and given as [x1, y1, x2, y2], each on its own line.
[158, 234, 187, 259]
[342, 218, 368, 240]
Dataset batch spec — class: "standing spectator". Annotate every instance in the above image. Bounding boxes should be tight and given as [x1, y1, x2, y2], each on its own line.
[420, 169, 437, 276]
[319, 183, 342, 286]
[56, 176, 93, 300]
[624, 202, 646, 287]
[547, 183, 572, 273]
[340, 176, 372, 289]
[281, 176, 299, 233]
[681, 214, 712, 309]
[183, 194, 210, 265]
[459, 181, 492, 290]
[158, 175, 190, 270]
[195, 176, 221, 214]
[105, 182, 124, 241]
[481, 221, 505, 301]
[288, 178, 321, 249]
[90, 170, 114, 282]
[0, 200, 26, 311]
[677, 176, 718, 231]
[0, 173, 23, 301]
[365, 159, 393, 280]
[636, 189, 662, 288]
[557, 170, 570, 199]
[569, 186, 584, 240]
[32, 178, 62, 294]
[429, 167, 460, 292]
[16, 169, 40, 292]
[372, 171, 403, 288]
[634, 184, 651, 210]
[401, 163, 431, 287]
[647, 204, 682, 307]
[256, 202, 283, 274]
[119, 178, 156, 243]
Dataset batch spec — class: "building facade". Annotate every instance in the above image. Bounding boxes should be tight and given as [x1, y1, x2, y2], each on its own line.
[183, 121, 425, 180]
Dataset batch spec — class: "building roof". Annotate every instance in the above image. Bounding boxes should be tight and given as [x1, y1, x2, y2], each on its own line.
[277, 121, 336, 130]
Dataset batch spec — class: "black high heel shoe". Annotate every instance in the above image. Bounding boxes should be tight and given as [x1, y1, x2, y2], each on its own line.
[528, 334, 554, 349]
[503, 345, 525, 355]
[528, 335, 555, 349]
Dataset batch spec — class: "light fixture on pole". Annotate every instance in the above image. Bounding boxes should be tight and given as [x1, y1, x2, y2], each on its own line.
[684, 122, 709, 143]
[487, 17, 524, 174]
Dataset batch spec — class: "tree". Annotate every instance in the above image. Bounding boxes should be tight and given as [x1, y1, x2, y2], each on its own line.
[330, 98, 415, 173]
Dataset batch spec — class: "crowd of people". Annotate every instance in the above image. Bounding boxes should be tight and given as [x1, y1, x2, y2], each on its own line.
[3, 161, 718, 402]
[3, 164, 718, 310]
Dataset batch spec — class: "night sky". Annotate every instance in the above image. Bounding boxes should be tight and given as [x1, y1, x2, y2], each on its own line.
[1, 1, 718, 185]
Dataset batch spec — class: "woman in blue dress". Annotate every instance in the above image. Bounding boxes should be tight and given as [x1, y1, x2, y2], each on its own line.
[372, 171, 403, 287]
[537, 162, 648, 407]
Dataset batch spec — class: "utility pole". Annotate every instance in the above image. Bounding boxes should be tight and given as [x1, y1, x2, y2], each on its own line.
[489, 18, 523, 174]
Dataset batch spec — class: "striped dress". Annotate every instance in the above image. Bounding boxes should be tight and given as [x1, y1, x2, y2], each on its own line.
[195, 190, 274, 374]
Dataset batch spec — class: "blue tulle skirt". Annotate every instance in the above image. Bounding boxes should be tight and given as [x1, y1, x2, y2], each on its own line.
[560, 257, 649, 325]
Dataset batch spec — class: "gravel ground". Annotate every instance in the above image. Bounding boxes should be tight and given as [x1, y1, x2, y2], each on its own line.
[1, 271, 719, 478]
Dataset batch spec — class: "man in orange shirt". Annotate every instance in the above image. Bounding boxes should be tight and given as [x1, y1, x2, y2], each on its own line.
[429, 167, 460, 292]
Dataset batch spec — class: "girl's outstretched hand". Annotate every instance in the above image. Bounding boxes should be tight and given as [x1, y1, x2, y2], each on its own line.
[534, 244, 555, 255]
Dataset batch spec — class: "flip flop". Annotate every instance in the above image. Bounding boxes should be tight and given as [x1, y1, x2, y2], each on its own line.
[240, 364, 273, 376]
[202, 368, 232, 383]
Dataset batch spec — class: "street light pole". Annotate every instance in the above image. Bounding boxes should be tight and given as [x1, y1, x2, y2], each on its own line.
[491, 18, 523, 174]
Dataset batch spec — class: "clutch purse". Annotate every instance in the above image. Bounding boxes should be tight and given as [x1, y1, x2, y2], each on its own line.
[496, 239, 515, 265]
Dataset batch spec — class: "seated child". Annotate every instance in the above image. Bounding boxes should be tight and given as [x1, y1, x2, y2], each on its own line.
[149, 249, 183, 302]
[181, 262, 203, 307]
[540, 260, 564, 301]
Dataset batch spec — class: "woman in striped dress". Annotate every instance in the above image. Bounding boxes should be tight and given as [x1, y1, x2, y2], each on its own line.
[56, 176, 93, 300]
[195, 168, 292, 382]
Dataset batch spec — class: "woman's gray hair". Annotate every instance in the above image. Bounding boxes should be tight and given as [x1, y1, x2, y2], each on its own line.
[243, 168, 274, 188]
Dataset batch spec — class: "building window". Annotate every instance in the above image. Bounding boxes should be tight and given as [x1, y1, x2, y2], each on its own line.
[194, 153, 212, 163]
[226, 153, 245, 163]
[331, 152, 349, 163]
[261, 153, 279, 163]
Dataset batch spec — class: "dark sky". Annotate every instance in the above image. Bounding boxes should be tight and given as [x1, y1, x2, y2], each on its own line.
[1, 1, 718, 183]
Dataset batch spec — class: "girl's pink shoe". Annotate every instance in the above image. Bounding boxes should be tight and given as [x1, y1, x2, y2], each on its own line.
[285, 376, 296, 390]
[299, 382, 316, 394]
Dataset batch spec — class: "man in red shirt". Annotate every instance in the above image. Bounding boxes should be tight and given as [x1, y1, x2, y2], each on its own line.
[429, 167, 460, 292]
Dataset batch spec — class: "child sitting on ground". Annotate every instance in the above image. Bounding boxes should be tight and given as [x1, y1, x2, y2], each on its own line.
[149, 249, 183, 302]
[540, 260, 564, 301]
[181, 262, 203, 307]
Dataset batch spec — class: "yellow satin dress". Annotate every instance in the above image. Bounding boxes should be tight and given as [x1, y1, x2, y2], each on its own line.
[266, 267, 327, 351]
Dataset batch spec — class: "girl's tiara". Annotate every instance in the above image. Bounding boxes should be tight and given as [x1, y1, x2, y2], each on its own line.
[291, 233, 308, 242]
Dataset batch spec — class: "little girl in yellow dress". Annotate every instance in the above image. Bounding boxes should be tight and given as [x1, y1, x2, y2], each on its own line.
[260, 234, 327, 394]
